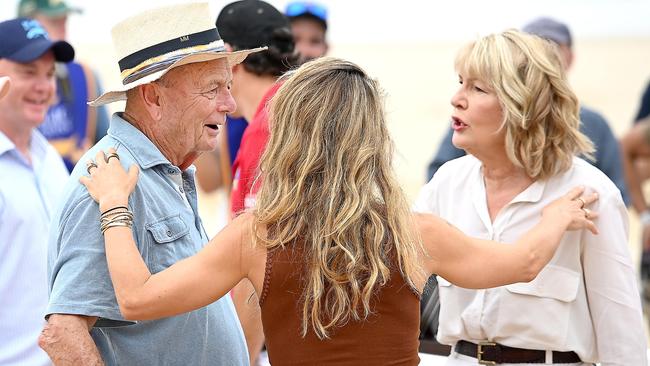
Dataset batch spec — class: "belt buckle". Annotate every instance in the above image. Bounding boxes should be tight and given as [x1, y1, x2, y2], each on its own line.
[477, 341, 497, 365]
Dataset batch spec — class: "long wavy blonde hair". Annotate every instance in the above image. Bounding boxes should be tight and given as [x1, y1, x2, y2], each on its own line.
[253, 57, 423, 339]
[455, 29, 594, 180]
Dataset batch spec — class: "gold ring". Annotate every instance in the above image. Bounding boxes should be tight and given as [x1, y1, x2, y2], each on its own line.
[86, 161, 98, 175]
[576, 197, 586, 209]
[583, 208, 591, 219]
[105, 153, 120, 163]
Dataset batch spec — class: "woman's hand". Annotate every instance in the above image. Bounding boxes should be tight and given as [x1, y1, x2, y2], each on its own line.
[79, 148, 139, 212]
[542, 186, 599, 235]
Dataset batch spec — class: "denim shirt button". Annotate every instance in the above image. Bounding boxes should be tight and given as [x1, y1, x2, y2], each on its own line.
[166, 230, 173, 237]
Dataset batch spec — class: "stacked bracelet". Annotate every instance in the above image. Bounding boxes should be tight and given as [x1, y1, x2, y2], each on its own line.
[100, 206, 134, 235]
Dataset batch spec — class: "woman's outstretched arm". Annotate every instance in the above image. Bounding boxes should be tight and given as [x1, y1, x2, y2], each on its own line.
[80, 149, 252, 320]
[417, 186, 598, 289]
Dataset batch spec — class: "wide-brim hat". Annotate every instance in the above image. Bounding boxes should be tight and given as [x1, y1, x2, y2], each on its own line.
[0, 77, 10, 99]
[90, 2, 265, 106]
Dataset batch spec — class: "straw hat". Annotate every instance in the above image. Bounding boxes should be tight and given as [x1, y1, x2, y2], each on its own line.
[0, 77, 10, 99]
[90, 2, 265, 106]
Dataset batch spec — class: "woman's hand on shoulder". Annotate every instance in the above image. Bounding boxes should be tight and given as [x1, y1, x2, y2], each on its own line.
[79, 148, 139, 212]
[543, 186, 599, 235]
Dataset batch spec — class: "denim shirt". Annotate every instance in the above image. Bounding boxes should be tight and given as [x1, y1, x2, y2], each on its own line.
[46, 114, 248, 366]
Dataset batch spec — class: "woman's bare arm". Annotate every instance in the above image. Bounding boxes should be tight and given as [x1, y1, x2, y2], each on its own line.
[80, 149, 253, 320]
[418, 186, 598, 288]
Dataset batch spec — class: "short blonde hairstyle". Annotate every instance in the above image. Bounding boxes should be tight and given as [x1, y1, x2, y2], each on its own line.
[455, 29, 593, 180]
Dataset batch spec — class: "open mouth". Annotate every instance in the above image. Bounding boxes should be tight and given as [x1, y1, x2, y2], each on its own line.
[205, 124, 219, 131]
[451, 117, 468, 130]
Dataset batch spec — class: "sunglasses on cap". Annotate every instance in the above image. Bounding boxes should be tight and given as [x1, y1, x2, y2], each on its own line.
[285, 1, 327, 22]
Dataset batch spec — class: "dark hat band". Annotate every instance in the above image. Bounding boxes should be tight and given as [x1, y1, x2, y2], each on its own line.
[118, 28, 221, 72]
[121, 43, 226, 85]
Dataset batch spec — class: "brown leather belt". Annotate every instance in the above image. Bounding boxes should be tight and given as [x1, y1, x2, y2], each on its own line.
[455, 340, 582, 364]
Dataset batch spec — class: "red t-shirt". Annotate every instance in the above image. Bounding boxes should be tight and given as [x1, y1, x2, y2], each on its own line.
[230, 83, 282, 217]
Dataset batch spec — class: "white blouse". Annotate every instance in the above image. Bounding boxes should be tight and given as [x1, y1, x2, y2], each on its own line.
[414, 155, 646, 365]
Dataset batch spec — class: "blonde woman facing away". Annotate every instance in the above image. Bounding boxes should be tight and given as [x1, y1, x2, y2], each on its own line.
[80, 57, 598, 365]
[415, 30, 646, 365]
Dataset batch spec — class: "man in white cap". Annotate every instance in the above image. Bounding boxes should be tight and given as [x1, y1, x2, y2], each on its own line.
[38, 3, 263, 365]
[0, 18, 72, 366]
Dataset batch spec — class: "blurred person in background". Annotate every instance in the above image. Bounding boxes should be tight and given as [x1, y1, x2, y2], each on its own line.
[18, 0, 110, 171]
[425, 17, 629, 206]
[621, 76, 650, 317]
[285, 1, 328, 64]
[620, 113, 650, 323]
[0, 18, 72, 366]
[415, 29, 645, 365]
[212, 1, 298, 363]
[194, 1, 328, 207]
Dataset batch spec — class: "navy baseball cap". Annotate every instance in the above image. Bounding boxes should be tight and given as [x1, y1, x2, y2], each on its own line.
[0, 18, 74, 63]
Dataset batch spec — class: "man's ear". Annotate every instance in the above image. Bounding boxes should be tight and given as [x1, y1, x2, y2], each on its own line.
[140, 83, 163, 121]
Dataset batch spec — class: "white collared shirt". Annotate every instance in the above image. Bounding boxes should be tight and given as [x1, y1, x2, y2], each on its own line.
[0, 130, 68, 366]
[414, 155, 647, 366]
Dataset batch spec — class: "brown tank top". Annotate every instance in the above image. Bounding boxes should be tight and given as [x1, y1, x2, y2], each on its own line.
[259, 243, 421, 365]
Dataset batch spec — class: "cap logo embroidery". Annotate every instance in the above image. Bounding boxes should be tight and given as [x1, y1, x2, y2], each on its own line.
[21, 20, 48, 40]
[180, 35, 189, 42]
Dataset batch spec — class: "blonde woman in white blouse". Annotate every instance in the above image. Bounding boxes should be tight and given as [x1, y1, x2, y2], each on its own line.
[415, 30, 646, 366]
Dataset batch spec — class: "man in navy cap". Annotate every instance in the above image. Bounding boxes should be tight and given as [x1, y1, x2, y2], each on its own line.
[0, 17, 73, 366]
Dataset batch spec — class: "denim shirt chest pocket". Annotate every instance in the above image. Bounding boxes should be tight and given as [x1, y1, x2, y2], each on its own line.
[145, 214, 192, 273]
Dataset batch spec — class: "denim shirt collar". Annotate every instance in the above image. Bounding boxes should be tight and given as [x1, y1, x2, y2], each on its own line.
[108, 113, 174, 170]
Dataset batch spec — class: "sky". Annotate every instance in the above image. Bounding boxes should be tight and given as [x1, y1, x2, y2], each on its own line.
[1, 0, 650, 46]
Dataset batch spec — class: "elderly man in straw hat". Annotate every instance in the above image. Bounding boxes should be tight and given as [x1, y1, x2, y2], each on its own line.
[38, 3, 263, 365]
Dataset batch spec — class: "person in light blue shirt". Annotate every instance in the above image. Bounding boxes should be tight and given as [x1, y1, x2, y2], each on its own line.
[38, 3, 263, 365]
[44, 115, 249, 366]
[0, 19, 72, 366]
[426, 17, 630, 206]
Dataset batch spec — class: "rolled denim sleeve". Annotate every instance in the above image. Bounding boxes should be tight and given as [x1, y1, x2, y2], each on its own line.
[47, 194, 132, 327]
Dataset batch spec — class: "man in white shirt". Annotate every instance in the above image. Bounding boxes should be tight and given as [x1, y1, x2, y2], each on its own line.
[0, 18, 72, 366]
